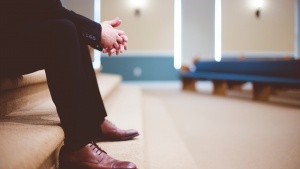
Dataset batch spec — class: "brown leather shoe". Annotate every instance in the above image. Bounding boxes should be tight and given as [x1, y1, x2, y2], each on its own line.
[99, 119, 139, 141]
[59, 142, 137, 169]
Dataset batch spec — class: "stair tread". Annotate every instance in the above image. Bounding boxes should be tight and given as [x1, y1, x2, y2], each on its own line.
[0, 70, 47, 92]
[100, 85, 144, 168]
[0, 73, 123, 169]
[0, 108, 63, 169]
[96, 73, 122, 99]
[143, 94, 198, 169]
[0, 83, 49, 117]
[17, 73, 122, 111]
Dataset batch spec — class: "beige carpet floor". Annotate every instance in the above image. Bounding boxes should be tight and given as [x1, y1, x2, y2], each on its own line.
[143, 94, 198, 169]
[100, 85, 145, 168]
[143, 89, 300, 169]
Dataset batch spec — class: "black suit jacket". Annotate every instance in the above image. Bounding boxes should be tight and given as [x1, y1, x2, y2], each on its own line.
[0, 0, 102, 51]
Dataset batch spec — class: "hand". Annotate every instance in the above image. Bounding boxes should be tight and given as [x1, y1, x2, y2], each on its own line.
[102, 17, 128, 56]
[103, 34, 128, 56]
[109, 18, 129, 55]
[115, 34, 128, 55]
[101, 17, 124, 52]
[109, 17, 122, 28]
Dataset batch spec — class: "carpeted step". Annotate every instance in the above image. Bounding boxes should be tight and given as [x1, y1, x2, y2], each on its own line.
[0, 70, 48, 117]
[0, 72, 122, 117]
[143, 94, 198, 169]
[99, 85, 144, 168]
[96, 73, 122, 99]
[0, 107, 64, 169]
[0, 70, 47, 92]
[0, 73, 122, 169]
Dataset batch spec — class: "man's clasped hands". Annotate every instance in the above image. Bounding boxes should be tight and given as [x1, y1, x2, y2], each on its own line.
[101, 17, 128, 56]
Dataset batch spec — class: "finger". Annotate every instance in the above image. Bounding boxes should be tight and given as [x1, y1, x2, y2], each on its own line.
[113, 41, 120, 50]
[121, 35, 128, 42]
[103, 47, 111, 53]
[119, 44, 125, 53]
[110, 17, 121, 27]
[123, 42, 128, 50]
[105, 44, 114, 51]
[116, 48, 120, 55]
[109, 48, 116, 56]
[108, 50, 113, 56]
[116, 30, 125, 35]
[116, 35, 123, 44]
[106, 17, 117, 24]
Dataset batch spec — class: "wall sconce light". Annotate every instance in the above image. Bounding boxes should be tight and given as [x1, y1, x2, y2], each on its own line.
[254, 0, 263, 18]
[255, 9, 260, 18]
[135, 9, 141, 16]
[130, 0, 145, 16]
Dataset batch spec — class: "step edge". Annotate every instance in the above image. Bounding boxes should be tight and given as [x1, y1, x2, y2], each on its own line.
[0, 70, 47, 92]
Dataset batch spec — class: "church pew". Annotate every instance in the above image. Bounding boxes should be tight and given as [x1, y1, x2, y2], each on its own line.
[181, 60, 300, 101]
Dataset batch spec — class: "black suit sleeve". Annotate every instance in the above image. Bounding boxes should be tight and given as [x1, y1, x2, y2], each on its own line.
[49, 2, 103, 51]
[1, 0, 103, 50]
[49, 4, 103, 51]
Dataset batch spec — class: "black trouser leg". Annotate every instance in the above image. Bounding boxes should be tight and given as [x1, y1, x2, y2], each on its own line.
[0, 19, 107, 150]
[79, 42, 107, 125]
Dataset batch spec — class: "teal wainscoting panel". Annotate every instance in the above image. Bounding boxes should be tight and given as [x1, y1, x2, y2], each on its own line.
[101, 56, 180, 81]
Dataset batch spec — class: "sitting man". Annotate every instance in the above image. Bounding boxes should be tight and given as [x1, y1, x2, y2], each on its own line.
[0, 0, 138, 169]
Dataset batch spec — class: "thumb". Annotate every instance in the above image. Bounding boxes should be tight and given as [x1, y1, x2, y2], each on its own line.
[110, 17, 122, 27]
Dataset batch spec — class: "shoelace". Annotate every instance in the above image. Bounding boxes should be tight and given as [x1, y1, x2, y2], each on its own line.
[89, 141, 107, 155]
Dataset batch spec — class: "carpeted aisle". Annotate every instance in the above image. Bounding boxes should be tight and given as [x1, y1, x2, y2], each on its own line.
[100, 85, 145, 168]
[143, 89, 300, 169]
[143, 94, 198, 169]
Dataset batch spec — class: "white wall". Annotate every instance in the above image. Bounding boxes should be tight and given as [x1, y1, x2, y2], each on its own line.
[60, 0, 296, 63]
[222, 0, 294, 57]
[101, 0, 174, 53]
[60, 0, 96, 58]
[101, 0, 216, 65]
[61, 0, 94, 20]
[182, 0, 215, 64]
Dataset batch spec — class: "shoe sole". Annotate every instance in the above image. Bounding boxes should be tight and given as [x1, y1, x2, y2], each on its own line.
[95, 133, 140, 142]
